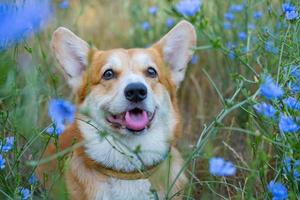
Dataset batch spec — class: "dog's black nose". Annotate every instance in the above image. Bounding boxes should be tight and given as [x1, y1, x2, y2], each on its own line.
[124, 82, 147, 102]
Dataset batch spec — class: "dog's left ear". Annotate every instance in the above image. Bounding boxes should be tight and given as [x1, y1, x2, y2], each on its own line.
[153, 20, 196, 87]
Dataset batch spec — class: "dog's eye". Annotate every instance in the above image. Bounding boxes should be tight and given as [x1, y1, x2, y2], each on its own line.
[102, 69, 114, 80]
[146, 67, 157, 78]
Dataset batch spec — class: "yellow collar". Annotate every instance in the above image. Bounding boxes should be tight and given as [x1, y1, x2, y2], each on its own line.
[93, 162, 161, 180]
[92, 149, 171, 180]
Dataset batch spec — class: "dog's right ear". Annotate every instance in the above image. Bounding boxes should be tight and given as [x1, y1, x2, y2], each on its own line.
[51, 27, 89, 91]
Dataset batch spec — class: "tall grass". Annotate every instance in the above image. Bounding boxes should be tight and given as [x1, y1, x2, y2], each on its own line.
[0, 0, 299, 199]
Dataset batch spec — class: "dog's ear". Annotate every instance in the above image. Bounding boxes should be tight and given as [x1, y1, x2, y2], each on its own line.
[153, 20, 196, 87]
[51, 27, 89, 91]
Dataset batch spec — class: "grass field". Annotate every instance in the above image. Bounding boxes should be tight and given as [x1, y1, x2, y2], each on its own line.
[0, 0, 300, 199]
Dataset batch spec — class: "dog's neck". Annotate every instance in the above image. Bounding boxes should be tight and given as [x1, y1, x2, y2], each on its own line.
[76, 114, 172, 173]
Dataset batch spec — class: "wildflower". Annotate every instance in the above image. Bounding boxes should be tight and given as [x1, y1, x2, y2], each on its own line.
[282, 3, 298, 20]
[267, 181, 288, 200]
[248, 23, 256, 30]
[29, 174, 38, 185]
[59, 0, 69, 9]
[141, 21, 151, 31]
[47, 99, 75, 135]
[259, 75, 284, 99]
[175, 0, 201, 17]
[285, 10, 298, 20]
[191, 55, 199, 64]
[209, 157, 236, 176]
[148, 6, 158, 15]
[229, 4, 244, 13]
[223, 22, 232, 30]
[224, 12, 234, 21]
[253, 11, 263, 19]
[290, 65, 300, 80]
[226, 42, 236, 49]
[283, 157, 300, 180]
[265, 41, 279, 54]
[238, 32, 247, 41]
[0, 155, 5, 169]
[282, 3, 296, 13]
[253, 102, 277, 119]
[283, 97, 300, 110]
[166, 18, 175, 28]
[228, 51, 235, 60]
[279, 114, 300, 133]
[18, 187, 31, 200]
[0, 136, 14, 153]
[0, 0, 52, 50]
[288, 82, 300, 94]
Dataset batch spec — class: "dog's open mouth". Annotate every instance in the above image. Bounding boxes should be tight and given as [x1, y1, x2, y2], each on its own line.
[106, 108, 155, 132]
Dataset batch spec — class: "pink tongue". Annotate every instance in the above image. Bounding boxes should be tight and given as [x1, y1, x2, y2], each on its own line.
[125, 110, 149, 131]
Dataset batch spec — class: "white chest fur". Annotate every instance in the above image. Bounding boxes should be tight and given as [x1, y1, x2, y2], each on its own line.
[98, 179, 152, 200]
[68, 154, 155, 200]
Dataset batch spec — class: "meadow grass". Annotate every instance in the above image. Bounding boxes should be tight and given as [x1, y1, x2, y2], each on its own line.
[0, 0, 300, 199]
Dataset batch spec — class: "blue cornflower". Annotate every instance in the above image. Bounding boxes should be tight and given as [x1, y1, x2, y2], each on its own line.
[238, 32, 247, 41]
[148, 6, 158, 15]
[282, 3, 298, 20]
[283, 97, 300, 110]
[141, 21, 151, 31]
[284, 65, 300, 81]
[191, 55, 199, 64]
[166, 18, 175, 28]
[226, 42, 236, 49]
[285, 10, 298, 20]
[175, 0, 201, 17]
[18, 187, 31, 200]
[0, 1, 52, 50]
[209, 157, 236, 176]
[248, 23, 256, 30]
[253, 102, 277, 119]
[282, 3, 296, 13]
[224, 12, 235, 21]
[0, 136, 14, 153]
[267, 181, 288, 200]
[29, 174, 38, 185]
[228, 51, 236, 60]
[229, 4, 244, 13]
[279, 114, 300, 133]
[290, 65, 300, 80]
[283, 157, 300, 180]
[223, 22, 232, 30]
[285, 66, 300, 93]
[59, 0, 69, 9]
[259, 75, 284, 100]
[0, 155, 5, 169]
[253, 11, 263, 19]
[47, 99, 75, 135]
[265, 41, 279, 54]
[288, 82, 300, 94]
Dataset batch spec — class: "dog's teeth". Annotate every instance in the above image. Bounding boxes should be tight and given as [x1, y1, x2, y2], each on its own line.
[121, 125, 126, 129]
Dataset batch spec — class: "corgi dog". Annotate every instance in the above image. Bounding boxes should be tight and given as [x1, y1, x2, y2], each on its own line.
[36, 20, 196, 200]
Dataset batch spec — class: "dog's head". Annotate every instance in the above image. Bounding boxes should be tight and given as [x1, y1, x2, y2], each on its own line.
[52, 21, 196, 140]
